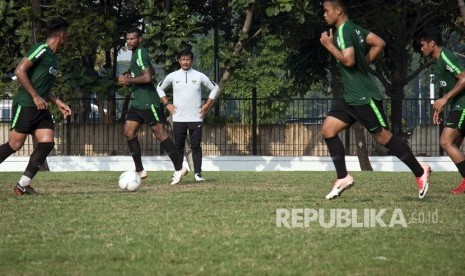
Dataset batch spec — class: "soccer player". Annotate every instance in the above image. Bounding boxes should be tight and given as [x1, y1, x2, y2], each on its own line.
[320, 0, 431, 199]
[0, 18, 72, 195]
[157, 49, 219, 182]
[419, 27, 465, 195]
[118, 27, 187, 185]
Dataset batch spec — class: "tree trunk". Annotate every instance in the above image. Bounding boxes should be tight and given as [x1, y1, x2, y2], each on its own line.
[32, 0, 41, 44]
[183, 132, 194, 172]
[353, 122, 373, 171]
[119, 93, 132, 122]
[390, 95, 404, 137]
[104, 49, 115, 124]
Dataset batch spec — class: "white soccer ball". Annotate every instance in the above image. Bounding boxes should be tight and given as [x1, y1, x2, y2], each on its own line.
[118, 171, 141, 192]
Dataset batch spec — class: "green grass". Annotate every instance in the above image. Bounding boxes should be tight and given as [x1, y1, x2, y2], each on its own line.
[0, 171, 464, 275]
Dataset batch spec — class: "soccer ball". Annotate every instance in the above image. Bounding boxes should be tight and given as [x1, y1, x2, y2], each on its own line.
[118, 171, 141, 192]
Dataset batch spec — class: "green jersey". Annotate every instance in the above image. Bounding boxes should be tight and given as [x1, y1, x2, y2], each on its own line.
[434, 48, 465, 111]
[129, 47, 159, 109]
[13, 43, 59, 107]
[334, 21, 383, 105]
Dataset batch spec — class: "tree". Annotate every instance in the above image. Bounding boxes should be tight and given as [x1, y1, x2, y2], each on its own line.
[191, 1, 323, 123]
[345, 0, 459, 136]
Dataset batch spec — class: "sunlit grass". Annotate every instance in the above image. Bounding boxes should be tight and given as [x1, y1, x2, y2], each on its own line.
[0, 171, 463, 275]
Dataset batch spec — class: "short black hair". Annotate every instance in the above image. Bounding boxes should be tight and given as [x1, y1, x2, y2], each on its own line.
[418, 26, 443, 46]
[324, 0, 347, 14]
[47, 17, 69, 37]
[178, 49, 194, 60]
[126, 27, 143, 37]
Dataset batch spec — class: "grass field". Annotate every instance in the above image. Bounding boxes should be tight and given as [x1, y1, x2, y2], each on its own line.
[0, 170, 464, 275]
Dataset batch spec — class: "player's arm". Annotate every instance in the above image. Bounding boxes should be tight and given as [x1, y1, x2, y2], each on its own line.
[365, 32, 385, 64]
[320, 28, 355, 67]
[49, 93, 72, 118]
[433, 71, 465, 113]
[14, 57, 48, 110]
[118, 67, 153, 85]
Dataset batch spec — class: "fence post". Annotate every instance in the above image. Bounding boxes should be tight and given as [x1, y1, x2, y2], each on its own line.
[429, 73, 443, 156]
[214, 25, 220, 119]
[252, 88, 258, 155]
[66, 116, 71, 155]
[438, 88, 444, 156]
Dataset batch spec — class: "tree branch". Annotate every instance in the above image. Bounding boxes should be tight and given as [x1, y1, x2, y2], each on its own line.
[233, 9, 254, 57]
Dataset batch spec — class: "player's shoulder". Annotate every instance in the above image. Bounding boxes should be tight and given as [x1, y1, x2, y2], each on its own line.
[28, 42, 48, 53]
[440, 48, 465, 70]
[136, 47, 150, 57]
[439, 49, 461, 65]
[26, 42, 49, 60]
[343, 21, 368, 33]
[440, 48, 459, 59]
[340, 20, 356, 31]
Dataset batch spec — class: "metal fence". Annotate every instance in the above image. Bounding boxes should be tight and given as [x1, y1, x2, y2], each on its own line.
[0, 97, 445, 157]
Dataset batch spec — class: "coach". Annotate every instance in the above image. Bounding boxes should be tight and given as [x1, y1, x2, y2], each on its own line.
[157, 49, 219, 182]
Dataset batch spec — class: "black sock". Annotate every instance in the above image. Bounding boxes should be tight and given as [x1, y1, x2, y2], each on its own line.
[456, 161, 465, 178]
[0, 142, 16, 163]
[161, 138, 182, 171]
[127, 137, 143, 172]
[24, 142, 54, 179]
[385, 136, 423, 177]
[324, 136, 348, 179]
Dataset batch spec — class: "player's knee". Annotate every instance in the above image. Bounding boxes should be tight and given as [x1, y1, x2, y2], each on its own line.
[8, 141, 24, 151]
[39, 141, 55, 153]
[439, 137, 453, 150]
[153, 131, 168, 141]
[373, 129, 392, 146]
[149, 124, 166, 141]
[123, 129, 135, 140]
[321, 126, 334, 139]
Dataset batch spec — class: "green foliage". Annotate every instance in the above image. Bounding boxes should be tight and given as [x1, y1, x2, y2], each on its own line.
[0, 0, 462, 126]
[231, 0, 256, 10]
[266, 0, 297, 17]
[142, 0, 202, 72]
[0, 80, 19, 99]
[218, 34, 294, 123]
[0, 1, 32, 74]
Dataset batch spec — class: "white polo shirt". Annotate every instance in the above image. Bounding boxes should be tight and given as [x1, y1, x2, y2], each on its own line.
[157, 68, 219, 122]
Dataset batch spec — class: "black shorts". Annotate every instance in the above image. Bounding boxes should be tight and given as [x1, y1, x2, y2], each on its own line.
[327, 99, 389, 134]
[10, 105, 54, 134]
[444, 109, 465, 136]
[125, 105, 162, 126]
